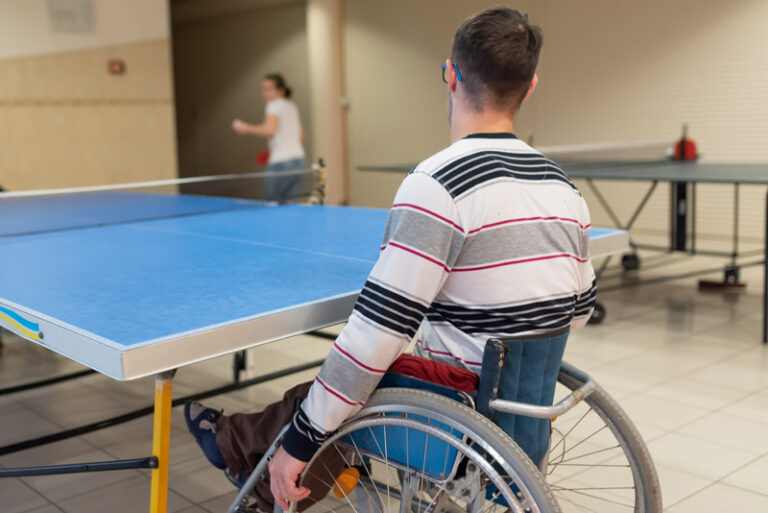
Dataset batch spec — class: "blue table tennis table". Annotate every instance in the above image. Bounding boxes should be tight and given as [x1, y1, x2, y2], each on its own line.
[0, 192, 628, 512]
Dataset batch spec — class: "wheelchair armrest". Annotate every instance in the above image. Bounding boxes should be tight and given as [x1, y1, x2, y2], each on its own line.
[488, 362, 596, 419]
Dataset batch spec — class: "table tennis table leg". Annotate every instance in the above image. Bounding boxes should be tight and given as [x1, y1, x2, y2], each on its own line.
[150, 370, 175, 513]
[763, 189, 767, 344]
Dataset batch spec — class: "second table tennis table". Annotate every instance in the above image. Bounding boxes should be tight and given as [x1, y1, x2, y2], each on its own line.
[564, 160, 768, 344]
[0, 192, 628, 512]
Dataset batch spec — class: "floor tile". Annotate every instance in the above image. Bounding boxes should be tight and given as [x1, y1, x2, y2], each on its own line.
[653, 464, 711, 508]
[0, 437, 98, 469]
[19, 448, 143, 503]
[198, 490, 240, 513]
[19, 382, 136, 430]
[678, 411, 768, 454]
[686, 353, 768, 392]
[0, 477, 50, 513]
[167, 455, 236, 504]
[644, 375, 749, 411]
[0, 405, 62, 446]
[25, 506, 65, 513]
[668, 482, 768, 512]
[614, 394, 710, 431]
[722, 454, 768, 495]
[586, 364, 666, 397]
[57, 474, 191, 513]
[175, 507, 208, 513]
[720, 391, 768, 424]
[648, 432, 757, 481]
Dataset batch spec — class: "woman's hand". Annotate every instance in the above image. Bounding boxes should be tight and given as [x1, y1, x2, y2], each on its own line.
[269, 445, 311, 510]
[232, 119, 249, 135]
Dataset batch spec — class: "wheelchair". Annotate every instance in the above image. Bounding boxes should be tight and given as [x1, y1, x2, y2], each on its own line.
[227, 328, 662, 513]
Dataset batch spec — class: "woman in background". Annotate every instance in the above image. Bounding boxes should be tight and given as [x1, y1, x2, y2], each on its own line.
[233, 73, 306, 203]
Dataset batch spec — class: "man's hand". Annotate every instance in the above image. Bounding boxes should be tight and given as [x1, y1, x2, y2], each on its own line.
[269, 445, 311, 510]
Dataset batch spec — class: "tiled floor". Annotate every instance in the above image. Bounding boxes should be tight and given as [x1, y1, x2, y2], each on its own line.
[0, 255, 766, 512]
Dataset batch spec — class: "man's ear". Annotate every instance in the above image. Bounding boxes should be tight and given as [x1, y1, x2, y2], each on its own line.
[523, 74, 538, 100]
[446, 58, 459, 93]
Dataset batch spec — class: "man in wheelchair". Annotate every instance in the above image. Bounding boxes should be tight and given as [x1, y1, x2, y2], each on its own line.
[186, 7, 597, 512]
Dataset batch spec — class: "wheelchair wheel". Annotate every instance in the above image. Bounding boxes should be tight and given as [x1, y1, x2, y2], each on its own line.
[300, 388, 561, 513]
[546, 367, 662, 512]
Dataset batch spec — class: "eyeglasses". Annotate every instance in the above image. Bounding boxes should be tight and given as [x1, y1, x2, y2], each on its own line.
[441, 62, 463, 83]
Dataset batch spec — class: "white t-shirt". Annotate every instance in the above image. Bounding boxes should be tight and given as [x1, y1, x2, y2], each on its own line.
[265, 98, 305, 163]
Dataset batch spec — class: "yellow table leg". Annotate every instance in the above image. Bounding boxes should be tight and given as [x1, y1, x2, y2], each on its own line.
[150, 371, 174, 513]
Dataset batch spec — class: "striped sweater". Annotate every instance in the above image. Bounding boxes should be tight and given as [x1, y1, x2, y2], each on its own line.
[282, 133, 596, 461]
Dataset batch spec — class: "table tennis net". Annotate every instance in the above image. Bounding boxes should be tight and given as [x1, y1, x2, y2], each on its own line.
[0, 167, 321, 238]
[541, 140, 674, 171]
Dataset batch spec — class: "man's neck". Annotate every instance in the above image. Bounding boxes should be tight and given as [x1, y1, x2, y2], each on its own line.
[450, 106, 517, 143]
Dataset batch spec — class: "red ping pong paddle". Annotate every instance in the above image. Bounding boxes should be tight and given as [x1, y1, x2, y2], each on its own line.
[255, 151, 270, 165]
[673, 125, 697, 161]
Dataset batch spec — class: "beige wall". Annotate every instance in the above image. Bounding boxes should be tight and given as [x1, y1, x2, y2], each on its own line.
[172, 0, 311, 179]
[536, 0, 768, 249]
[0, 0, 170, 59]
[344, 0, 768, 251]
[0, 1, 176, 191]
[307, 0, 348, 204]
[344, 0, 542, 208]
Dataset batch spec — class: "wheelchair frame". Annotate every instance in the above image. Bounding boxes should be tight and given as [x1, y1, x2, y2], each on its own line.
[225, 362, 661, 513]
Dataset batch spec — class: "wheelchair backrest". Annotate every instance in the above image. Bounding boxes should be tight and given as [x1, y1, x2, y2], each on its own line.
[476, 327, 569, 466]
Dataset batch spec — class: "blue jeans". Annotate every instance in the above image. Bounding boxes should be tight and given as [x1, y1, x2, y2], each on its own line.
[264, 158, 306, 204]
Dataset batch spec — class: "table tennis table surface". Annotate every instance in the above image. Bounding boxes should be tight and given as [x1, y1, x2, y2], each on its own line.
[359, 160, 768, 184]
[0, 192, 627, 380]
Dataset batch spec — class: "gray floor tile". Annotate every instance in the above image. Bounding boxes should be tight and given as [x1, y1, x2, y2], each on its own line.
[56, 474, 192, 513]
[24, 506, 66, 513]
[0, 477, 50, 513]
[167, 456, 236, 504]
[19, 448, 144, 503]
[0, 405, 62, 446]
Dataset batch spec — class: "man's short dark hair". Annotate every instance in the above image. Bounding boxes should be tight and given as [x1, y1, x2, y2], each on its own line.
[451, 7, 542, 112]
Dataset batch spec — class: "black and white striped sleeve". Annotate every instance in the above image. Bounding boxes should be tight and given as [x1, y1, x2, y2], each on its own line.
[281, 172, 465, 461]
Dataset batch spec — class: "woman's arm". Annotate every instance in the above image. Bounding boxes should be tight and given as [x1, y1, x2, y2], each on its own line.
[232, 115, 279, 138]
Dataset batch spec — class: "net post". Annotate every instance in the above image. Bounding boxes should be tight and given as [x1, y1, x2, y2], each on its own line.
[314, 158, 327, 205]
[763, 188, 767, 344]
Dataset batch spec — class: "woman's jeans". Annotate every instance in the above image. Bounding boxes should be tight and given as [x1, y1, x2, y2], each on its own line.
[264, 158, 306, 203]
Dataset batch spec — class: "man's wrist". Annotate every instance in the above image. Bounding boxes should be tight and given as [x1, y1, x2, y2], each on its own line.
[281, 419, 320, 463]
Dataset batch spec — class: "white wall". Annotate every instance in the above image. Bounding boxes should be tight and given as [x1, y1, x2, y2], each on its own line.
[0, 0, 169, 59]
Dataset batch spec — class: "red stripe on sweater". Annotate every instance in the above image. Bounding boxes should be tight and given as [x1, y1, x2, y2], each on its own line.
[314, 376, 364, 406]
[468, 216, 591, 235]
[392, 203, 465, 233]
[387, 242, 452, 272]
[333, 343, 387, 374]
[453, 253, 589, 272]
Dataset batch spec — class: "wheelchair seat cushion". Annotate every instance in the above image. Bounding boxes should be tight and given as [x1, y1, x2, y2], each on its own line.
[388, 354, 479, 392]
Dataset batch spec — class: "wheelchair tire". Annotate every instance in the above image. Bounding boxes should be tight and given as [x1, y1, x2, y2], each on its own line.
[552, 370, 662, 513]
[586, 302, 606, 325]
[302, 387, 561, 513]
